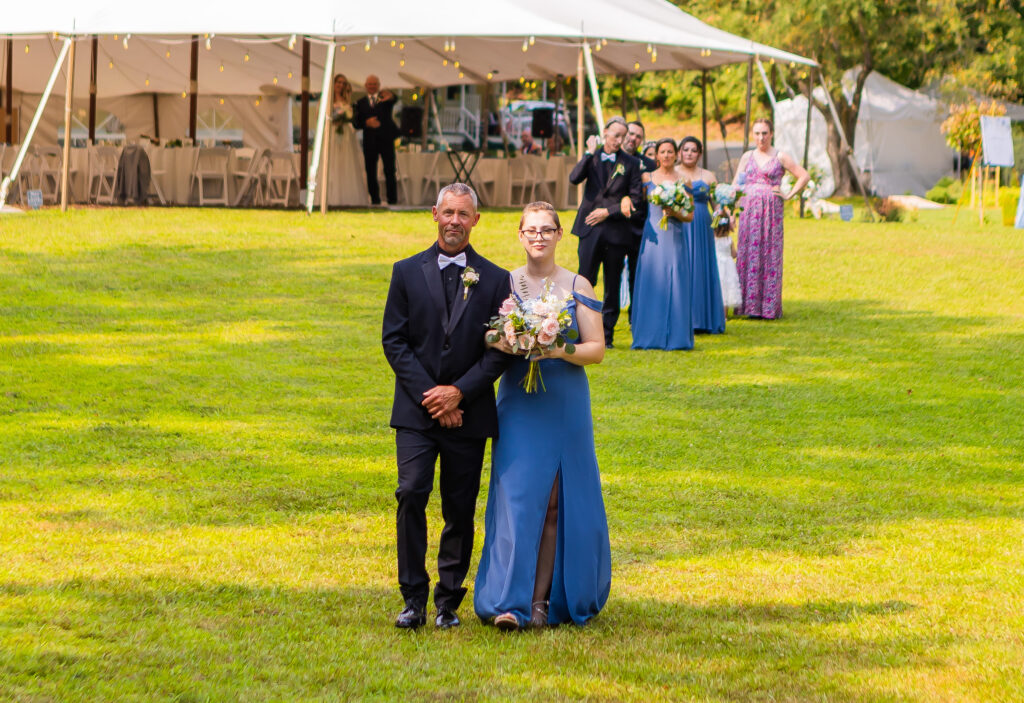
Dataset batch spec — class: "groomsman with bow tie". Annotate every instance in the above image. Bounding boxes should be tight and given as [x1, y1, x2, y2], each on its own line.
[570, 116, 643, 348]
[621, 120, 657, 324]
[354, 74, 399, 205]
[382, 184, 511, 630]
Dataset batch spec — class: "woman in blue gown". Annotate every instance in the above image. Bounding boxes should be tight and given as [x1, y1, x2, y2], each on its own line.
[679, 137, 726, 334]
[631, 138, 695, 350]
[474, 201, 611, 630]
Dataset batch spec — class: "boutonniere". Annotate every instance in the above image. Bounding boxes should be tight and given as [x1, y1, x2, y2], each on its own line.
[461, 267, 479, 300]
[610, 162, 625, 180]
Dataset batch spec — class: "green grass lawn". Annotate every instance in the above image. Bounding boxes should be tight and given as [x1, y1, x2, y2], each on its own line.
[1, 203, 1022, 701]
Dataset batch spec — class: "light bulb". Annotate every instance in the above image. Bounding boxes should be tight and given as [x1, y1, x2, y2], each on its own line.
[399, 59, 405, 67]
[220, 98, 225, 105]
[442, 58, 448, 66]
[487, 72, 493, 80]
[165, 50, 171, 58]
[411, 93, 418, 101]
[522, 39, 528, 52]
[288, 34, 296, 50]
[364, 40, 371, 52]
[244, 51, 250, 62]
[24, 44, 29, 54]
[287, 71, 293, 79]
[205, 37, 212, 51]
[144, 78, 150, 86]
[458, 71, 464, 79]
[390, 40, 396, 47]
[219, 63, 224, 72]
[454, 60, 460, 68]
[273, 76, 278, 85]
[122, 35, 130, 50]
[399, 42, 405, 50]
[108, 60, 114, 69]
[634, 62, 640, 71]
[529, 36, 535, 46]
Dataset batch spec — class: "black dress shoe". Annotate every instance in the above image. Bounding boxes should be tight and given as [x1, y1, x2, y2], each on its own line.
[395, 604, 427, 629]
[605, 342, 614, 349]
[435, 607, 460, 629]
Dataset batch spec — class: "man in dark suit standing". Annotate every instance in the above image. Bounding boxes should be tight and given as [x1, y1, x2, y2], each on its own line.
[569, 116, 643, 348]
[381, 183, 510, 630]
[621, 120, 657, 324]
[354, 74, 399, 205]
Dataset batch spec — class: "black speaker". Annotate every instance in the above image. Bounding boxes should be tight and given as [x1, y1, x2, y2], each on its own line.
[531, 108, 554, 139]
[400, 106, 423, 138]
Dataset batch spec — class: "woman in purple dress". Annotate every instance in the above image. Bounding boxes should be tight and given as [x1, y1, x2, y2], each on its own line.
[732, 118, 809, 319]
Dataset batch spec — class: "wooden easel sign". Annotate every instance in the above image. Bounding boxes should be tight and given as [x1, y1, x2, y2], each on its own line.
[977, 116, 1014, 225]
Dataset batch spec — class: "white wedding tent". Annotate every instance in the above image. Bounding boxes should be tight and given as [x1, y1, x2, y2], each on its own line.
[775, 69, 955, 197]
[2, 0, 817, 210]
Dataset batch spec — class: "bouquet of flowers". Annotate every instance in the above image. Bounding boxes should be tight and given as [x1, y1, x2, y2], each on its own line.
[647, 181, 694, 229]
[711, 182, 746, 229]
[332, 103, 354, 134]
[486, 281, 577, 393]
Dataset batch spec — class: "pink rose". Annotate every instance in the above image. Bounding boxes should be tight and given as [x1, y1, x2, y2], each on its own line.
[540, 316, 560, 336]
[532, 301, 553, 316]
[503, 321, 517, 346]
[498, 297, 516, 316]
[537, 330, 556, 346]
[518, 334, 536, 350]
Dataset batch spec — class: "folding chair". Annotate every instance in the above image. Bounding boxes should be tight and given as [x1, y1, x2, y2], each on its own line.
[188, 146, 231, 206]
[89, 145, 120, 204]
[266, 151, 300, 207]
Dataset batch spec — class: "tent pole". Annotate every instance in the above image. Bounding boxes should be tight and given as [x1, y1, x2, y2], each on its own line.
[89, 36, 97, 144]
[498, 81, 510, 157]
[743, 56, 753, 152]
[577, 50, 584, 205]
[755, 58, 776, 108]
[152, 93, 160, 140]
[576, 51, 584, 156]
[582, 41, 604, 129]
[60, 37, 77, 211]
[478, 80, 490, 156]
[801, 75, 812, 218]
[419, 86, 429, 149]
[708, 73, 733, 180]
[556, 75, 573, 155]
[305, 40, 336, 214]
[5, 39, 13, 143]
[816, 67, 874, 221]
[300, 38, 310, 189]
[188, 36, 198, 142]
[701, 69, 708, 169]
[0, 38, 72, 209]
[320, 44, 336, 215]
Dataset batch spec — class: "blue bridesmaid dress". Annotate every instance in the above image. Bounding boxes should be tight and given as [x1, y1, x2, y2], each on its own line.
[474, 287, 611, 627]
[631, 181, 694, 350]
[684, 180, 726, 333]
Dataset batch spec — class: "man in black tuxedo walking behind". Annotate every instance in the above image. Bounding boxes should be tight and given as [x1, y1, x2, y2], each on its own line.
[569, 116, 643, 348]
[621, 120, 657, 325]
[382, 183, 510, 630]
[354, 74, 399, 205]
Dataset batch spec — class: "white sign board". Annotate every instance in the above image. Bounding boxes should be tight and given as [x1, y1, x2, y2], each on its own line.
[980, 115, 1014, 167]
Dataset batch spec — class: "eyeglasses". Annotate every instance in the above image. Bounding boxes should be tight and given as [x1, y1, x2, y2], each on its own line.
[519, 227, 559, 241]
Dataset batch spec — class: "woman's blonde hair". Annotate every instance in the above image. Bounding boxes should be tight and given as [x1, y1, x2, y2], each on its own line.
[333, 74, 352, 103]
[518, 201, 561, 230]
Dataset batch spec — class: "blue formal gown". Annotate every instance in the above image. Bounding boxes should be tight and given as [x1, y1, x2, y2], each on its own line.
[631, 181, 694, 350]
[474, 291, 611, 627]
[684, 180, 726, 333]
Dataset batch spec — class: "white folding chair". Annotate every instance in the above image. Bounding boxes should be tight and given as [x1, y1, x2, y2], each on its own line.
[266, 151, 299, 207]
[36, 146, 64, 204]
[533, 157, 560, 205]
[232, 148, 270, 207]
[89, 145, 120, 204]
[188, 146, 231, 206]
[507, 157, 535, 206]
[418, 152, 456, 204]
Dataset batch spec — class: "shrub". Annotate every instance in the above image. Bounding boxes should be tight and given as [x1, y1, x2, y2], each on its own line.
[874, 197, 905, 222]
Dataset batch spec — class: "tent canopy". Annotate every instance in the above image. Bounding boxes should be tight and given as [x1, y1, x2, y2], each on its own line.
[3, 0, 816, 97]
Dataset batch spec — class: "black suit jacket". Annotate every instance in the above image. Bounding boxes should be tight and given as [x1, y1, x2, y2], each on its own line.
[629, 153, 658, 240]
[354, 94, 399, 147]
[382, 243, 511, 438]
[569, 150, 644, 247]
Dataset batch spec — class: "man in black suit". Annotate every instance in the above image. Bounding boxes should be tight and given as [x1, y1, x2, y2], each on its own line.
[621, 120, 657, 324]
[354, 74, 399, 205]
[381, 183, 510, 630]
[569, 116, 644, 347]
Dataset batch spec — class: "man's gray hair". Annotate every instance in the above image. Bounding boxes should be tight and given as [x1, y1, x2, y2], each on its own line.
[436, 182, 479, 209]
[604, 116, 628, 130]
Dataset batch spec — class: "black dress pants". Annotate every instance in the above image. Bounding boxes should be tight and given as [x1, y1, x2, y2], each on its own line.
[363, 140, 398, 205]
[395, 427, 486, 610]
[578, 232, 629, 345]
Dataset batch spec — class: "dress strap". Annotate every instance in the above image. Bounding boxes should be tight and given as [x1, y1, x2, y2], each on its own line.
[570, 273, 602, 311]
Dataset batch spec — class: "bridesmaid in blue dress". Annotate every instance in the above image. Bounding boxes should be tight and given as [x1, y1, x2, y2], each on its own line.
[679, 137, 726, 334]
[631, 138, 695, 350]
[474, 201, 611, 630]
